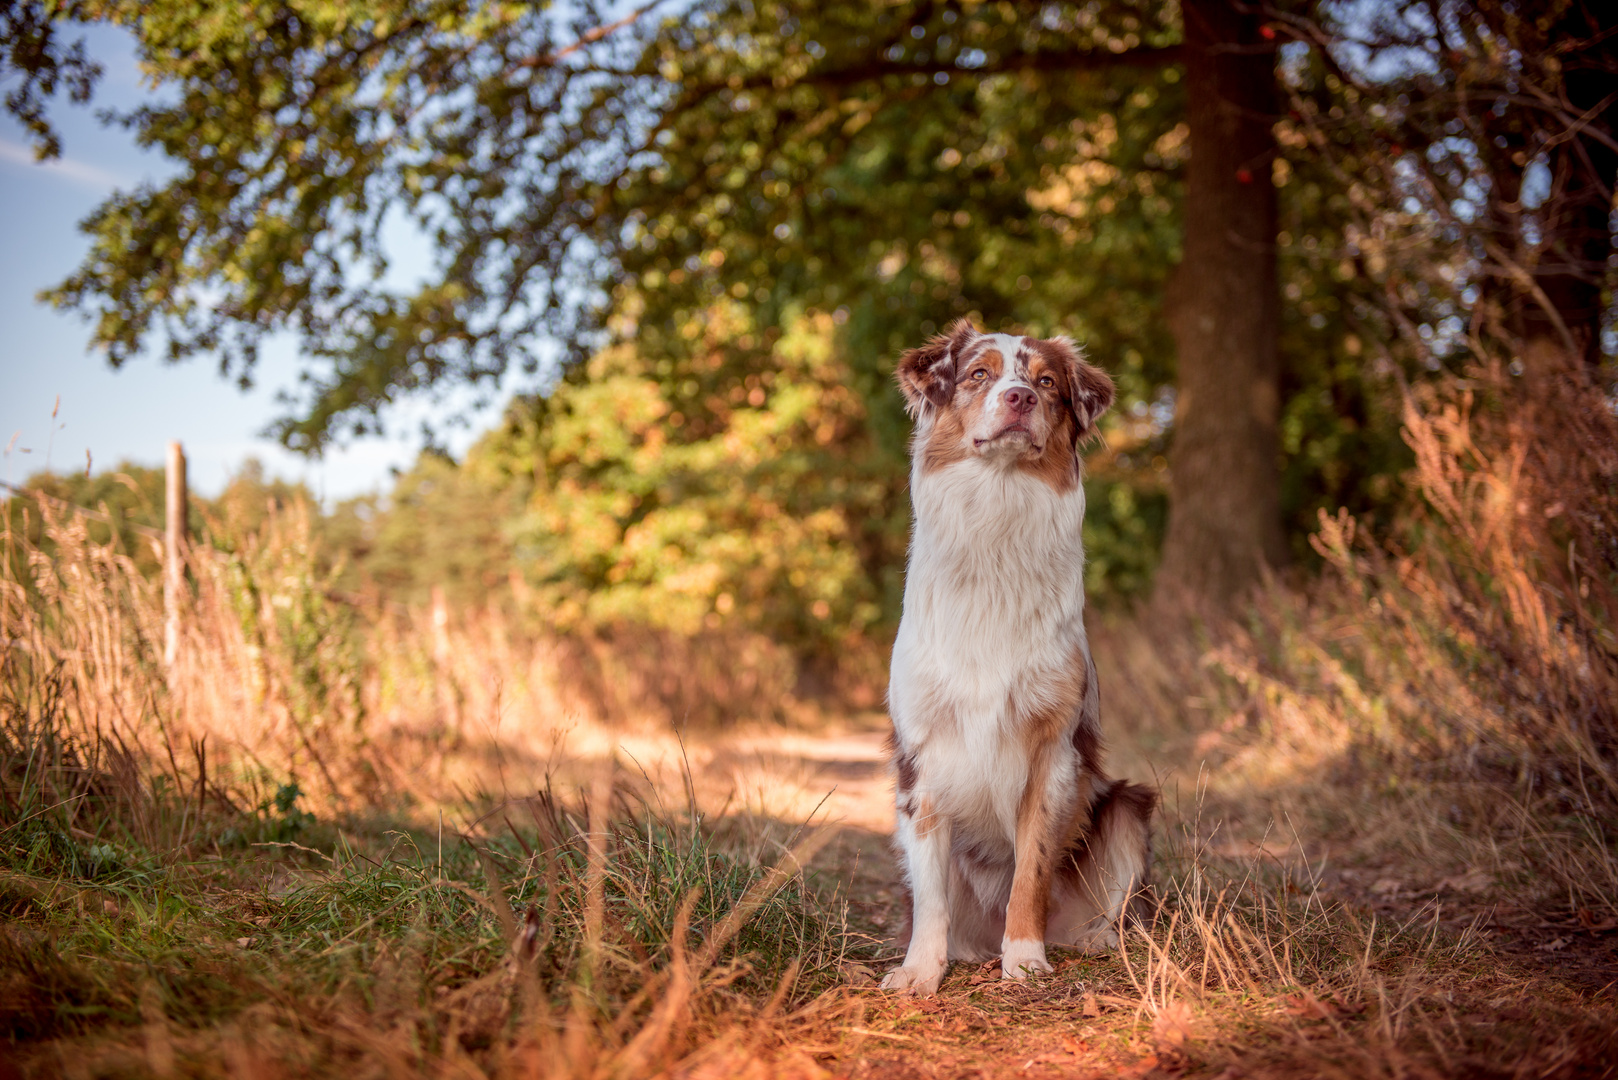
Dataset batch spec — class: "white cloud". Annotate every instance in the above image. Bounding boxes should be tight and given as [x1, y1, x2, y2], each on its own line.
[0, 137, 127, 191]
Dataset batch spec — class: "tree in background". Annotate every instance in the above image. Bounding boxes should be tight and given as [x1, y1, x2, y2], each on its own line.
[4, 0, 1289, 612]
[494, 305, 896, 650]
[3, 462, 168, 579]
[326, 445, 528, 608]
[1157, 0, 1287, 603]
[4, 0, 1612, 623]
[1273, 0, 1618, 666]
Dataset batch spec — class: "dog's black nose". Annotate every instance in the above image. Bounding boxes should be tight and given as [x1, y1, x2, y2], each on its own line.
[1001, 386, 1037, 414]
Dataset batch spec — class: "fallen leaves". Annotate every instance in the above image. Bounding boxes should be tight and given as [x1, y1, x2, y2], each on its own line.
[1370, 877, 1403, 897]
[1152, 1000, 1196, 1048]
[1281, 992, 1340, 1020]
[1019, 1034, 1094, 1069]
[1123, 1049, 1192, 1077]
[1577, 908, 1618, 933]
[1060, 1034, 1091, 1055]
[1435, 868, 1493, 894]
[839, 961, 877, 986]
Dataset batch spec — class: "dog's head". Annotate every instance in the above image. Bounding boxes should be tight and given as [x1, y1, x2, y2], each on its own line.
[896, 319, 1114, 486]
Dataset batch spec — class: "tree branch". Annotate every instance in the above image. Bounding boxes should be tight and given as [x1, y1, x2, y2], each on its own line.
[523, 0, 672, 68]
[770, 43, 1186, 92]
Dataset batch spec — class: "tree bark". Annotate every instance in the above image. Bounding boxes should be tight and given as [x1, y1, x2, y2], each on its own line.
[1155, 0, 1287, 612]
[1516, 2, 1617, 366]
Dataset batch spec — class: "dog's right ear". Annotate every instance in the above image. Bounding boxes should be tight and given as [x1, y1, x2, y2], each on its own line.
[897, 319, 978, 417]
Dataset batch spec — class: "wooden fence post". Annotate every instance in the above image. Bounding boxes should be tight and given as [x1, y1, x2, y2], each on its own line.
[164, 441, 188, 668]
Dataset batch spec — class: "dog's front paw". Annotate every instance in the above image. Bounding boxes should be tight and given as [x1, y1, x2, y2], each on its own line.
[880, 960, 947, 996]
[1000, 939, 1053, 980]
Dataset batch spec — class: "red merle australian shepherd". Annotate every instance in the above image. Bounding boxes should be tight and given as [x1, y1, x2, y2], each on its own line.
[882, 319, 1156, 995]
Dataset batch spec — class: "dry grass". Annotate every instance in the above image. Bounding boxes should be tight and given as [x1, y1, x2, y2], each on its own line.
[0, 643, 867, 1077]
[2, 362, 1616, 1076]
[1, 497, 878, 1077]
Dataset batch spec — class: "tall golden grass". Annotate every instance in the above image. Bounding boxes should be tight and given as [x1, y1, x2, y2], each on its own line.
[2, 498, 869, 1075]
[1094, 356, 1618, 922]
[1, 490, 871, 826]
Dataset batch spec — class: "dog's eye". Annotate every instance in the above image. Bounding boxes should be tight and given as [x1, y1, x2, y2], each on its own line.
[1038, 375, 1056, 388]
[971, 369, 988, 380]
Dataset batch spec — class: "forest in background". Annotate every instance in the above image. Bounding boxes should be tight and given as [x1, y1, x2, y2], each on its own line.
[18, 0, 1602, 616]
[9, 0, 1613, 651]
[3, 0, 1618, 1075]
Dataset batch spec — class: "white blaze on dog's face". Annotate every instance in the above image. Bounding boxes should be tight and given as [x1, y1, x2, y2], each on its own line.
[896, 319, 1115, 490]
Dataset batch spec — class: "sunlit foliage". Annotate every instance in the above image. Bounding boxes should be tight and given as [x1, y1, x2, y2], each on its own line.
[486, 305, 897, 648]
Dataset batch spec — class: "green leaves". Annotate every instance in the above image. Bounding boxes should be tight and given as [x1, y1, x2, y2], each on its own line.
[499, 305, 896, 646]
[19, 0, 1524, 615]
[35, 1, 657, 447]
[0, 0, 104, 159]
[31, 1, 1197, 454]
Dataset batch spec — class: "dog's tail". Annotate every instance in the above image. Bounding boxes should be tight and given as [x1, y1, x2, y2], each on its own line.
[1047, 777, 1157, 949]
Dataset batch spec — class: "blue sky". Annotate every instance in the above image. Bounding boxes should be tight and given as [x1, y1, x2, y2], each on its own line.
[0, 26, 507, 502]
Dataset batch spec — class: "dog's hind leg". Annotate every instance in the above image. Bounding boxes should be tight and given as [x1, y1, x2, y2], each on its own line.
[1046, 778, 1156, 951]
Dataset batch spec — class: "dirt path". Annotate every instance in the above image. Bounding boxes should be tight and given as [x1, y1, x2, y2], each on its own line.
[642, 723, 1618, 1080]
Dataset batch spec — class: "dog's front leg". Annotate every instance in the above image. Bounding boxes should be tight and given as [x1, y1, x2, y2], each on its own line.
[1002, 763, 1057, 980]
[882, 796, 952, 995]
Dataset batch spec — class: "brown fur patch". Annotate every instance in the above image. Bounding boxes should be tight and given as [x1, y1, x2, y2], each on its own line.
[1011, 648, 1089, 757]
[1012, 703, 1061, 758]
[886, 730, 919, 794]
[1058, 778, 1155, 873]
[966, 348, 1005, 379]
[1005, 747, 1056, 941]
[1011, 347, 1084, 492]
[1070, 719, 1104, 777]
[897, 319, 979, 414]
[920, 405, 972, 474]
[1014, 431, 1081, 492]
[1026, 337, 1115, 440]
[1069, 641, 1106, 774]
[1111, 780, 1159, 825]
[918, 346, 1003, 474]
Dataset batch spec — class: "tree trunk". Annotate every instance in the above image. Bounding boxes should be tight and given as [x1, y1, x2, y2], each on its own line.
[1516, 3, 1617, 366]
[1155, 0, 1287, 612]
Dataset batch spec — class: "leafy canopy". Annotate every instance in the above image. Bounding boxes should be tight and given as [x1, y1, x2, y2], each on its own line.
[14, 0, 1557, 632]
[29, 0, 1184, 454]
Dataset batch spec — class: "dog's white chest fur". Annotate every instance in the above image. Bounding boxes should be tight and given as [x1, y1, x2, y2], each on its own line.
[888, 456, 1089, 835]
[891, 454, 1089, 722]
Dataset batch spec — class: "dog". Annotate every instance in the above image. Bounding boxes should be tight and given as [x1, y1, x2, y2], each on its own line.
[881, 318, 1156, 996]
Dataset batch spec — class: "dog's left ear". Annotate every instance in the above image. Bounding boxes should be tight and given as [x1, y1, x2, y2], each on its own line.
[1043, 336, 1115, 441]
